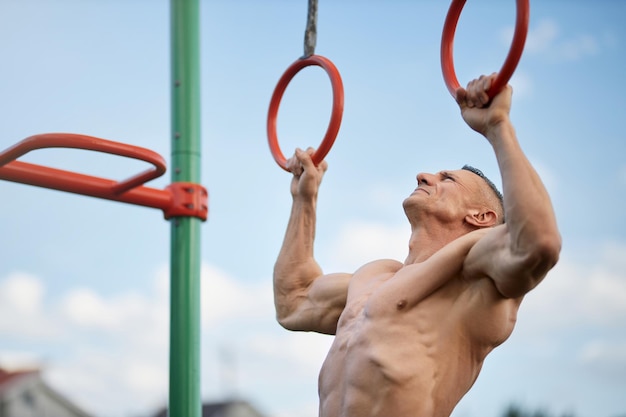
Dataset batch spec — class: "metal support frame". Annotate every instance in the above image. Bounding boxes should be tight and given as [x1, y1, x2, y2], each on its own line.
[0, 1, 205, 416]
[169, 1, 202, 416]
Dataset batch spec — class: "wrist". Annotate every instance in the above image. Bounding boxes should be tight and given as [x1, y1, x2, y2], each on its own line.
[293, 192, 318, 205]
[485, 116, 514, 142]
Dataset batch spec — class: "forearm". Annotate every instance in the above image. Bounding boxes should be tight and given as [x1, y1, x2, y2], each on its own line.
[488, 119, 561, 257]
[273, 195, 323, 319]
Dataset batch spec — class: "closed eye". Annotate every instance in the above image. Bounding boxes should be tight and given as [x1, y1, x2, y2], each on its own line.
[441, 171, 456, 181]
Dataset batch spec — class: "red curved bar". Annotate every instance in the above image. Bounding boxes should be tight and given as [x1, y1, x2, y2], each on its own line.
[0, 133, 166, 194]
[0, 133, 208, 221]
[267, 54, 344, 171]
[0, 158, 172, 209]
[441, 0, 529, 99]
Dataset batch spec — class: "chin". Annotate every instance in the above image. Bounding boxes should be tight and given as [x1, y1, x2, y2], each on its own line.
[402, 197, 420, 215]
[403, 194, 423, 206]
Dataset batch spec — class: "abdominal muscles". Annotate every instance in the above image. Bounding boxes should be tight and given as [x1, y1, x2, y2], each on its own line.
[318, 307, 481, 417]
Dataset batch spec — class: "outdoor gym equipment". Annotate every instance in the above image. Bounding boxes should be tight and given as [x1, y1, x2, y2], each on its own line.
[267, 0, 344, 171]
[441, 0, 530, 99]
[0, 2, 205, 417]
[0, 133, 207, 219]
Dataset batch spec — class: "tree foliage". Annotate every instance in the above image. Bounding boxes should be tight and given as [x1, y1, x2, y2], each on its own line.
[502, 403, 576, 417]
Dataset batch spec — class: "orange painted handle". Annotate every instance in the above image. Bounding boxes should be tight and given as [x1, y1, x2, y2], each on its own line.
[441, 0, 529, 99]
[0, 133, 209, 221]
[267, 55, 344, 171]
[0, 133, 166, 195]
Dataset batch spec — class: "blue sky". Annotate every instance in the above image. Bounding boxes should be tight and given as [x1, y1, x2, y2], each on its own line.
[0, 1, 625, 417]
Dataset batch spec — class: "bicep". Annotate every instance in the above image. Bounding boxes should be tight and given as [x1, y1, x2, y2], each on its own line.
[277, 272, 351, 335]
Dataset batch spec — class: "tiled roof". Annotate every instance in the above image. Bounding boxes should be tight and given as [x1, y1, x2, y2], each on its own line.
[0, 368, 39, 390]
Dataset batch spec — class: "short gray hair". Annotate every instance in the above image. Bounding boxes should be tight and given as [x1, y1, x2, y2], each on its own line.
[462, 165, 505, 223]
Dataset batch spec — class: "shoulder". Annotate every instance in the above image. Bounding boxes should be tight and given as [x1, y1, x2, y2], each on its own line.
[354, 259, 403, 276]
[347, 259, 403, 295]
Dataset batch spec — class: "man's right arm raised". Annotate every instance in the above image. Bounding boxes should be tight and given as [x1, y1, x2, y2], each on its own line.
[273, 148, 351, 335]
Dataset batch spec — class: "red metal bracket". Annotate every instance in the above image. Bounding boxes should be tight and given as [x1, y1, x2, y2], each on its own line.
[0, 133, 208, 221]
[164, 182, 208, 221]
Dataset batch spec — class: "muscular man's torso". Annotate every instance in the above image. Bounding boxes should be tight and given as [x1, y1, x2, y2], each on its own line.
[318, 235, 522, 417]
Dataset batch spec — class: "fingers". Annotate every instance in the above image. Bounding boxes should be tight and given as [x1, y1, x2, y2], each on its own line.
[286, 151, 303, 176]
[454, 86, 468, 107]
[287, 147, 327, 177]
[462, 73, 498, 108]
[297, 147, 316, 171]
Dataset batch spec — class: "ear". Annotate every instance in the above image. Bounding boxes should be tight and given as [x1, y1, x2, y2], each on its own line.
[464, 208, 498, 228]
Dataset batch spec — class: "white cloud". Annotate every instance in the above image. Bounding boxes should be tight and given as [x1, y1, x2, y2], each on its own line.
[523, 19, 559, 54]
[0, 350, 42, 370]
[324, 220, 409, 271]
[249, 331, 331, 379]
[502, 18, 601, 63]
[509, 70, 533, 98]
[200, 263, 273, 327]
[62, 288, 119, 329]
[559, 34, 599, 61]
[0, 271, 44, 315]
[3, 237, 625, 417]
[0, 269, 172, 416]
[0, 264, 296, 417]
[47, 348, 168, 417]
[579, 340, 626, 364]
[578, 340, 626, 381]
[125, 360, 169, 396]
[60, 279, 169, 352]
[519, 241, 626, 331]
[0, 272, 60, 340]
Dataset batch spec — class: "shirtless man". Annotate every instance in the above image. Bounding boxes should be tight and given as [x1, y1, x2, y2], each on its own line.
[273, 74, 561, 417]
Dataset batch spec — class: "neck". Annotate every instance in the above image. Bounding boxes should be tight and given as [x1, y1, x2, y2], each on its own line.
[404, 221, 470, 264]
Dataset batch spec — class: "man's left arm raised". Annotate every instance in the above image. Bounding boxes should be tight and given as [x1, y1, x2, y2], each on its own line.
[458, 74, 562, 298]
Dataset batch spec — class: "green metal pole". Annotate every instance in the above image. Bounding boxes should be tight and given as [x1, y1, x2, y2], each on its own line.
[169, 1, 201, 417]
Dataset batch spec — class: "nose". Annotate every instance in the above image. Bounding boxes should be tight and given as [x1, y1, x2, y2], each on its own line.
[417, 172, 436, 185]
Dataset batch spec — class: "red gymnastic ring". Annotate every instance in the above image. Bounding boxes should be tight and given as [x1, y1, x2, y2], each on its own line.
[441, 0, 529, 99]
[267, 55, 344, 171]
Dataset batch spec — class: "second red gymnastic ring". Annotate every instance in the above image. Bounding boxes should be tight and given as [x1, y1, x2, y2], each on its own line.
[441, 0, 529, 99]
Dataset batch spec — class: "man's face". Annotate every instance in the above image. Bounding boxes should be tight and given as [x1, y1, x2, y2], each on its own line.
[403, 169, 484, 223]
